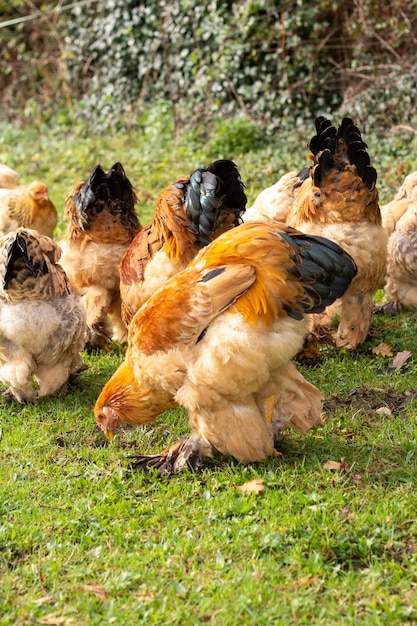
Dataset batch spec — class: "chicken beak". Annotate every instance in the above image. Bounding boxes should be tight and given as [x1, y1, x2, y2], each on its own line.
[104, 427, 114, 441]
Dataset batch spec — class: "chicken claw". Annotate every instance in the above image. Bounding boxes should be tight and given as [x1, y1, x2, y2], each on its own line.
[130, 436, 203, 475]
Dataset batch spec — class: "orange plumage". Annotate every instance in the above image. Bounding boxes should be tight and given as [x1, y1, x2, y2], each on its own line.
[95, 220, 357, 474]
[285, 116, 388, 349]
[59, 162, 141, 349]
[0, 181, 58, 237]
[119, 159, 247, 326]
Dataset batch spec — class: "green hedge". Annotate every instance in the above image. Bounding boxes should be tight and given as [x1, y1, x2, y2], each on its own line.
[1, 0, 417, 133]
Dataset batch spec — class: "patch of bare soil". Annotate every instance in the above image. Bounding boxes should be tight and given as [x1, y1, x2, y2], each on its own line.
[324, 387, 417, 414]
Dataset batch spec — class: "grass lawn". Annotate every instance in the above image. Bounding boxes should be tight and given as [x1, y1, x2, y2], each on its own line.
[1, 113, 417, 624]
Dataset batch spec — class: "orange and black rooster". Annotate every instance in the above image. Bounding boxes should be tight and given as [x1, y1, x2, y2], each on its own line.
[95, 219, 357, 474]
[119, 159, 247, 326]
[59, 162, 141, 349]
[286, 116, 388, 349]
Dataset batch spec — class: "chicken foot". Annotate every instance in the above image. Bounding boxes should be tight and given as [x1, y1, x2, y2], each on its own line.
[129, 435, 203, 475]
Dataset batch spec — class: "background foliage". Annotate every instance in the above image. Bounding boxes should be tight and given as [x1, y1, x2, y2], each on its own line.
[1, 0, 417, 134]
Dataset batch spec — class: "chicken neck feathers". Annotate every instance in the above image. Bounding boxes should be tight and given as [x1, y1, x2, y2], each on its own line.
[64, 162, 140, 244]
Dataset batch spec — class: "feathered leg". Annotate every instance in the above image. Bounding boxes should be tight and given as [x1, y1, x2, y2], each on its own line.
[254, 362, 323, 442]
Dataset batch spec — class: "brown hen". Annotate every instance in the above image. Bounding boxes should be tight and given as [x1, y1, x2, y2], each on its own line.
[59, 162, 141, 349]
[286, 116, 388, 349]
[119, 159, 246, 326]
[0, 228, 86, 403]
[0, 181, 58, 237]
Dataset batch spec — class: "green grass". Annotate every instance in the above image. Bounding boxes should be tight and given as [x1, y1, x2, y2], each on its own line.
[2, 113, 417, 624]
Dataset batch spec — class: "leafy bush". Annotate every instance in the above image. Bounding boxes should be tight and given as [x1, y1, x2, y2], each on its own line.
[1, 0, 417, 133]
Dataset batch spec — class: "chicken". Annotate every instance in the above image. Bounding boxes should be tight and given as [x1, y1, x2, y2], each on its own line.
[378, 172, 417, 314]
[285, 116, 388, 349]
[119, 159, 247, 326]
[59, 162, 141, 349]
[0, 228, 86, 403]
[381, 171, 417, 236]
[0, 181, 58, 237]
[0, 164, 19, 189]
[244, 167, 310, 223]
[95, 220, 357, 474]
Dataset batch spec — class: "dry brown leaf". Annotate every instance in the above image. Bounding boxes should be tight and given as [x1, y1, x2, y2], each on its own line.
[391, 350, 412, 369]
[34, 596, 55, 607]
[323, 460, 343, 471]
[372, 342, 393, 357]
[83, 583, 108, 602]
[231, 478, 265, 494]
[352, 473, 362, 484]
[323, 458, 350, 473]
[323, 459, 349, 472]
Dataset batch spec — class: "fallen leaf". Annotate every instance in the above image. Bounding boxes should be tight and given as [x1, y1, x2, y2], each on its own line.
[339, 457, 350, 472]
[132, 590, 155, 603]
[34, 596, 55, 606]
[323, 460, 343, 471]
[231, 478, 265, 494]
[372, 342, 393, 357]
[352, 474, 362, 484]
[83, 583, 108, 602]
[390, 350, 412, 369]
[406, 543, 417, 554]
[323, 458, 350, 473]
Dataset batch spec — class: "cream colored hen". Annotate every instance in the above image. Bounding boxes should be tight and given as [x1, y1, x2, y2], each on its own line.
[244, 167, 310, 223]
[0, 229, 86, 403]
[379, 171, 417, 313]
[0, 164, 19, 189]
